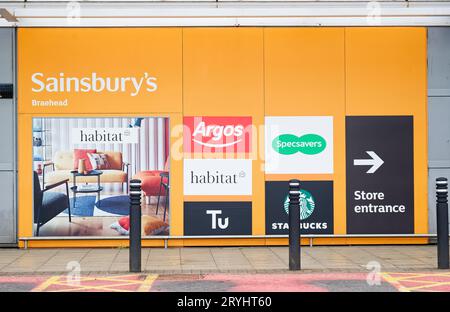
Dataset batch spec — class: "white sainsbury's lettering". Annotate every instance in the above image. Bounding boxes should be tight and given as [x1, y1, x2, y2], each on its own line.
[31, 72, 158, 96]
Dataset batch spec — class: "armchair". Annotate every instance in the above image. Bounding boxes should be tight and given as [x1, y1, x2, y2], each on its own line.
[157, 171, 170, 221]
[42, 162, 55, 188]
[33, 171, 71, 236]
[132, 158, 169, 218]
[122, 162, 130, 192]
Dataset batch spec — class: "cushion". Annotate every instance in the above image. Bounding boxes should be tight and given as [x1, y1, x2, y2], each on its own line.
[143, 215, 169, 235]
[99, 151, 123, 170]
[53, 151, 76, 170]
[87, 153, 111, 170]
[73, 149, 96, 171]
[110, 221, 129, 235]
[110, 215, 169, 236]
[53, 150, 123, 170]
[119, 216, 130, 230]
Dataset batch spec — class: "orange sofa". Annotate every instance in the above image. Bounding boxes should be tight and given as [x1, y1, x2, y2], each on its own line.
[43, 150, 129, 190]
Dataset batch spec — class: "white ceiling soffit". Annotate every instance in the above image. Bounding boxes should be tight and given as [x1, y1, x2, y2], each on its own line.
[0, 1, 450, 27]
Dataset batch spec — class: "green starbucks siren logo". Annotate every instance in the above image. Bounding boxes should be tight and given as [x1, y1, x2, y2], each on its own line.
[284, 189, 315, 220]
[272, 133, 326, 155]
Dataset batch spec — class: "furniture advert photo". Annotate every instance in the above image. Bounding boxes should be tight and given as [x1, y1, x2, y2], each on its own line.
[32, 117, 170, 237]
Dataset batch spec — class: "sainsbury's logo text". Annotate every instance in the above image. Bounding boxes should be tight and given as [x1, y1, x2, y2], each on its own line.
[31, 72, 158, 96]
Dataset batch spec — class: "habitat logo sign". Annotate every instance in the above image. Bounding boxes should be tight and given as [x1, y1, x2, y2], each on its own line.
[72, 128, 139, 144]
[273, 134, 326, 155]
[265, 116, 333, 174]
[184, 159, 252, 196]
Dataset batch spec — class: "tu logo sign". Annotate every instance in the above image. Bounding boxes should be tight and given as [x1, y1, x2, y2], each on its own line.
[206, 210, 229, 230]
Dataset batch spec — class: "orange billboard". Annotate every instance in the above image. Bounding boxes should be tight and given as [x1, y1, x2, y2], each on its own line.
[16, 27, 428, 248]
[18, 28, 183, 114]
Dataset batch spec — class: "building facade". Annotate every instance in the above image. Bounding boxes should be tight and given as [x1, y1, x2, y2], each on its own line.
[0, 1, 449, 248]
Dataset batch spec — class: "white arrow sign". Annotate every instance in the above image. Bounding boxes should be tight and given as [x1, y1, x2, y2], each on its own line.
[353, 151, 384, 174]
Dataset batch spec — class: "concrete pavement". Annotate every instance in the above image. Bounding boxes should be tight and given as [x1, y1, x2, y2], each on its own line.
[0, 245, 443, 274]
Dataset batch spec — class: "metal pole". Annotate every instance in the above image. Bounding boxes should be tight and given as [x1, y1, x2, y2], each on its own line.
[436, 177, 449, 269]
[288, 179, 301, 270]
[129, 179, 142, 272]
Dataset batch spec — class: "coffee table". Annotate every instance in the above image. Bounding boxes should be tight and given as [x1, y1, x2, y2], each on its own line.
[70, 170, 103, 208]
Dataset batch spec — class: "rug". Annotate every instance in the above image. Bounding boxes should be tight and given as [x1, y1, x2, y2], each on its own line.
[95, 195, 130, 216]
[63, 195, 97, 217]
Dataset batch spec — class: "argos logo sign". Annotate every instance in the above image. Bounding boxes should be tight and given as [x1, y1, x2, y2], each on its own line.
[192, 122, 244, 147]
[184, 117, 252, 155]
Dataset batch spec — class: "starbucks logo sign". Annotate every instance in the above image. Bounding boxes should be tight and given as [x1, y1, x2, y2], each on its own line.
[284, 189, 315, 220]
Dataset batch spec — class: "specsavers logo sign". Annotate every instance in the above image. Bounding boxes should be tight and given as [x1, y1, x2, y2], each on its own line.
[184, 116, 252, 155]
[265, 116, 333, 174]
[273, 134, 326, 155]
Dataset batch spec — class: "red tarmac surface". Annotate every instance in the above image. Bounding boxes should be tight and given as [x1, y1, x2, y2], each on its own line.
[1, 272, 450, 292]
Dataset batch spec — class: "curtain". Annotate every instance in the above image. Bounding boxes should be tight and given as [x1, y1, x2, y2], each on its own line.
[45, 117, 167, 192]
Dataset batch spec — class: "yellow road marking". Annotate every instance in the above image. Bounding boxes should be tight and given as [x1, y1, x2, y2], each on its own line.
[32, 276, 61, 292]
[405, 281, 450, 291]
[33, 274, 159, 292]
[50, 284, 135, 292]
[381, 273, 410, 292]
[382, 272, 450, 292]
[137, 274, 158, 292]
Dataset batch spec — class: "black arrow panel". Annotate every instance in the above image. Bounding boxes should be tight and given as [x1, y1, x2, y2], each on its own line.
[346, 116, 414, 234]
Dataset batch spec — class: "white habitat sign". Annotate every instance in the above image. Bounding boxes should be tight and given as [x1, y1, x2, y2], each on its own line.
[72, 128, 139, 144]
[184, 159, 252, 196]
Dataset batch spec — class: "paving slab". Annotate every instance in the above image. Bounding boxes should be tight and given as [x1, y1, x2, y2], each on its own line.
[0, 245, 446, 274]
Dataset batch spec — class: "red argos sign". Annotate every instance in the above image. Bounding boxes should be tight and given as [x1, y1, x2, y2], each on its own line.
[183, 116, 252, 155]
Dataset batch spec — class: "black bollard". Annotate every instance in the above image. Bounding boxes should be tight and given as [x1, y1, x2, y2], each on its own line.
[436, 177, 449, 269]
[288, 179, 301, 270]
[129, 179, 142, 272]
